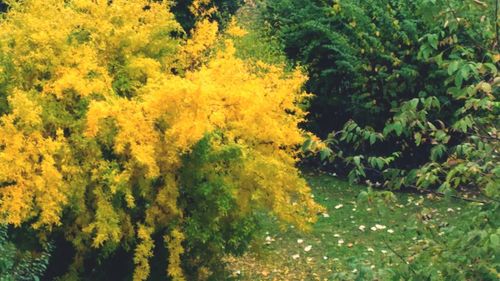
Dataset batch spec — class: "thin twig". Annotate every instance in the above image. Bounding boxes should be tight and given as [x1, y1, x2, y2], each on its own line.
[403, 184, 497, 204]
[382, 240, 413, 268]
[359, 166, 495, 204]
[461, 131, 500, 142]
[374, 207, 419, 276]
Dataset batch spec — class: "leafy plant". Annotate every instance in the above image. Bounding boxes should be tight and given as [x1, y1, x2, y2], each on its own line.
[259, 1, 499, 279]
[0, 1, 321, 280]
[395, 202, 500, 280]
[260, 0, 499, 194]
[0, 226, 52, 281]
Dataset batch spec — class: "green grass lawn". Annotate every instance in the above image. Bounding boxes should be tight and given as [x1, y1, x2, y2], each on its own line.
[226, 171, 473, 280]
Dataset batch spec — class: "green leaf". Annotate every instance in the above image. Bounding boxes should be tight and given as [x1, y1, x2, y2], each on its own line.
[354, 156, 361, 166]
[346, 121, 357, 131]
[357, 191, 369, 202]
[301, 138, 312, 152]
[460, 66, 470, 80]
[448, 60, 460, 75]
[490, 234, 500, 248]
[320, 147, 332, 161]
[415, 132, 422, 146]
[428, 34, 438, 50]
[376, 158, 385, 170]
[455, 71, 464, 88]
[483, 63, 497, 75]
[430, 144, 446, 161]
[394, 122, 403, 136]
[409, 98, 419, 109]
[369, 134, 377, 145]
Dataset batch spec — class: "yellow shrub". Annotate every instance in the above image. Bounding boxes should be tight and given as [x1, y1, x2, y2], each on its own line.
[0, 0, 321, 279]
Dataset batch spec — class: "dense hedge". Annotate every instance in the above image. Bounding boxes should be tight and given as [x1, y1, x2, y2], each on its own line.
[260, 0, 499, 193]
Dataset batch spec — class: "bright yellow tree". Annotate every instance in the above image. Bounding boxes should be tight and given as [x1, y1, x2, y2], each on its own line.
[0, 0, 321, 279]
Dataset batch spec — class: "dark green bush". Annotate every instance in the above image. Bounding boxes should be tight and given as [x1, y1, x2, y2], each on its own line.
[171, 0, 243, 31]
[260, 0, 499, 194]
[178, 134, 259, 280]
[0, 226, 52, 281]
[261, 0, 433, 135]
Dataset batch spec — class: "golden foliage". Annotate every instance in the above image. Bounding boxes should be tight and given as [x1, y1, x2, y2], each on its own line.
[182, 19, 220, 67]
[189, 0, 218, 18]
[0, 0, 322, 279]
[226, 17, 249, 37]
[133, 225, 154, 281]
[165, 228, 186, 281]
[0, 90, 67, 229]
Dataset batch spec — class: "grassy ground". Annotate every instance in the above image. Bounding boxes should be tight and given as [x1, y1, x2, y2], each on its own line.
[226, 171, 472, 280]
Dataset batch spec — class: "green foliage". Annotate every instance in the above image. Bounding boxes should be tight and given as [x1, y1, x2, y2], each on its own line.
[178, 134, 259, 280]
[261, 0, 432, 135]
[395, 202, 500, 280]
[260, 0, 499, 195]
[171, 0, 243, 31]
[0, 226, 52, 281]
[231, 3, 288, 66]
[259, 0, 500, 279]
